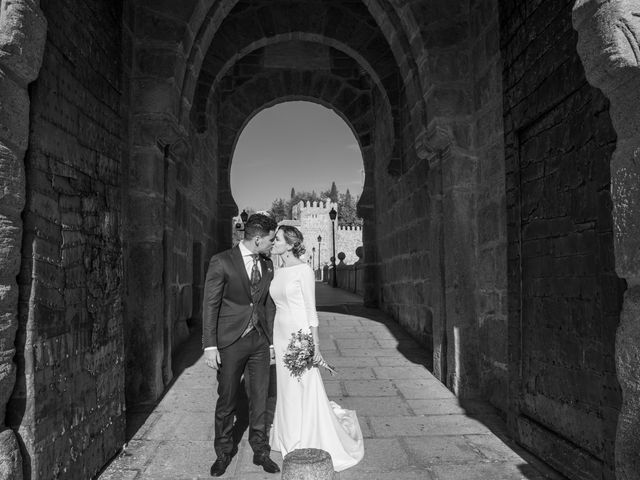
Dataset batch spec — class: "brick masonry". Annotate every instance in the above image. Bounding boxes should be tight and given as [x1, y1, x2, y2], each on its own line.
[470, 0, 509, 413]
[500, 1, 622, 478]
[6, 1, 125, 479]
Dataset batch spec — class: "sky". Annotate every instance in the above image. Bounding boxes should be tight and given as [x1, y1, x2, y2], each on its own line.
[230, 101, 364, 212]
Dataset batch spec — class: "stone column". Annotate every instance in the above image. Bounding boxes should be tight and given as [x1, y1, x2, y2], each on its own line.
[573, 2, 640, 478]
[416, 126, 455, 388]
[358, 146, 378, 307]
[0, 1, 46, 478]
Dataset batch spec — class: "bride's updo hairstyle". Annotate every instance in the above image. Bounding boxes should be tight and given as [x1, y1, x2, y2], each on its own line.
[279, 225, 306, 258]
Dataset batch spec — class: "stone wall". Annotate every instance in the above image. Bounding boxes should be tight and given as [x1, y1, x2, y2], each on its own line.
[374, 83, 437, 357]
[471, 0, 509, 412]
[186, 111, 220, 334]
[374, 2, 483, 396]
[335, 226, 362, 266]
[212, 39, 378, 308]
[500, 1, 622, 478]
[6, 1, 125, 478]
[123, 0, 219, 406]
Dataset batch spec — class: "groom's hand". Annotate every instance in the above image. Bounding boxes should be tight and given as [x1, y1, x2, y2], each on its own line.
[204, 347, 221, 369]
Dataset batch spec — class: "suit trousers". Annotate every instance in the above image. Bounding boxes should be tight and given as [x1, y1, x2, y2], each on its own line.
[215, 328, 271, 456]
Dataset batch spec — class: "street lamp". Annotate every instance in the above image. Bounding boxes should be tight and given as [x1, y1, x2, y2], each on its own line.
[317, 235, 322, 280]
[329, 207, 337, 287]
[235, 210, 250, 244]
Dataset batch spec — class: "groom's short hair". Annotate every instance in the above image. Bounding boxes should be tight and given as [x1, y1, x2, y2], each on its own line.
[244, 214, 277, 239]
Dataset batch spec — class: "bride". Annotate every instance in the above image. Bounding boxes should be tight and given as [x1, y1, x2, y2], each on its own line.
[268, 225, 364, 471]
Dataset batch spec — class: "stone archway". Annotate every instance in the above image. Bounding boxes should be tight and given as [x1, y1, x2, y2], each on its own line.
[120, 0, 451, 411]
[191, 2, 409, 177]
[116, 0, 508, 428]
[573, 1, 640, 478]
[212, 43, 380, 303]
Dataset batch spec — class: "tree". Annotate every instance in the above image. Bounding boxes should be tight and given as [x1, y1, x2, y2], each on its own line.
[338, 189, 361, 227]
[327, 181, 338, 203]
[269, 198, 288, 223]
[344, 189, 353, 208]
[290, 187, 296, 199]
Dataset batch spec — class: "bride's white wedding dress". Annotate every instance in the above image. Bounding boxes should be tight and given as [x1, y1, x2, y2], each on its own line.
[269, 263, 364, 471]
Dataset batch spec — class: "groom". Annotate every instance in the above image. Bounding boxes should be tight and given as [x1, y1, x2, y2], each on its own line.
[202, 213, 280, 476]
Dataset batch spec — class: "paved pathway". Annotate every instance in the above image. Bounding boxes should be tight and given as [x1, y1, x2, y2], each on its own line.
[99, 283, 563, 480]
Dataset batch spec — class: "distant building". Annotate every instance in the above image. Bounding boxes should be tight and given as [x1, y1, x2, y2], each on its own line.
[288, 200, 362, 268]
[231, 201, 363, 268]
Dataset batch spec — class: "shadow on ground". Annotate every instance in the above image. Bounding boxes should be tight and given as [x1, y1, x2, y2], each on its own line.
[317, 303, 433, 371]
[317, 301, 566, 480]
[124, 328, 203, 441]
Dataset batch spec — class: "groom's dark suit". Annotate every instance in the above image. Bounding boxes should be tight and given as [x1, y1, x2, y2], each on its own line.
[202, 244, 275, 458]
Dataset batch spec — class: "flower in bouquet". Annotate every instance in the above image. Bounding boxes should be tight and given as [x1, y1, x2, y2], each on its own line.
[283, 329, 337, 380]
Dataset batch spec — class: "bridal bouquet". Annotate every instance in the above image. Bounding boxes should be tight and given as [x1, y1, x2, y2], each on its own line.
[282, 329, 337, 380]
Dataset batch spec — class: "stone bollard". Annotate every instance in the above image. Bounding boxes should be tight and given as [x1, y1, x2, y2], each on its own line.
[281, 448, 335, 480]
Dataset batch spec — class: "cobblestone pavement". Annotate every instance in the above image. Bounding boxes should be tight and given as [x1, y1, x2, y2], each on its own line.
[98, 284, 564, 480]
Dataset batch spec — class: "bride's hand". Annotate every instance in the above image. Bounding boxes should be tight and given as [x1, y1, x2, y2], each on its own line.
[312, 347, 324, 365]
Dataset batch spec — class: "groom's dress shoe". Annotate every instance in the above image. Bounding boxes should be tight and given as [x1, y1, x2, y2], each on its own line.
[253, 452, 280, 473]
[210, 454, 231, 477]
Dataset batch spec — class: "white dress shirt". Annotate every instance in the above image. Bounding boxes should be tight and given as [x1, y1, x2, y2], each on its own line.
[238, 241, 262, 279]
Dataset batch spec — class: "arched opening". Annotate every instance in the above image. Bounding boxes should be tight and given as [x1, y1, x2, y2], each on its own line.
[230, 101, 366, 277]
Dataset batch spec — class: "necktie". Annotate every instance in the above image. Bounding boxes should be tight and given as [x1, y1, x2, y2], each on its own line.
[251, 254, 261, 286]
[246, 254, 261, 336]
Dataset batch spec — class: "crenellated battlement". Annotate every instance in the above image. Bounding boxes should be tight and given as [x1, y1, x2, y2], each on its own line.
[338, 225, 362, 231]
[295, 199, 337, 211]
[292, 199, 338, 221]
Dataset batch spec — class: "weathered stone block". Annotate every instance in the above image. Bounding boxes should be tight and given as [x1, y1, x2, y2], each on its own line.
[0, 219, 23, 278]
[443, 153, 476, 188]
[134, 6, 187, 45]
[0, 145, 25, 215]
[132, 78, 180, 116]
[0, 0, 46, 82]
[0, 74, 29, 150]
[428, 48, 470, 83]
[282, 448, 334, 480]
[0, 428, 22, 480]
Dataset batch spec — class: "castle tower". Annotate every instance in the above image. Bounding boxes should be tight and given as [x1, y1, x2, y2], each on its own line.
[287, 199, 362, 268]
[289, 199, 335, 269]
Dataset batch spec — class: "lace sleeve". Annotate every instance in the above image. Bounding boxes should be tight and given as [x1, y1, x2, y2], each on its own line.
[300, 266, 319, 327]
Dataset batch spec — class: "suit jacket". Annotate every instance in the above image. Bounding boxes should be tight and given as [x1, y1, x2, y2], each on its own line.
[202, 245, 275, 349]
